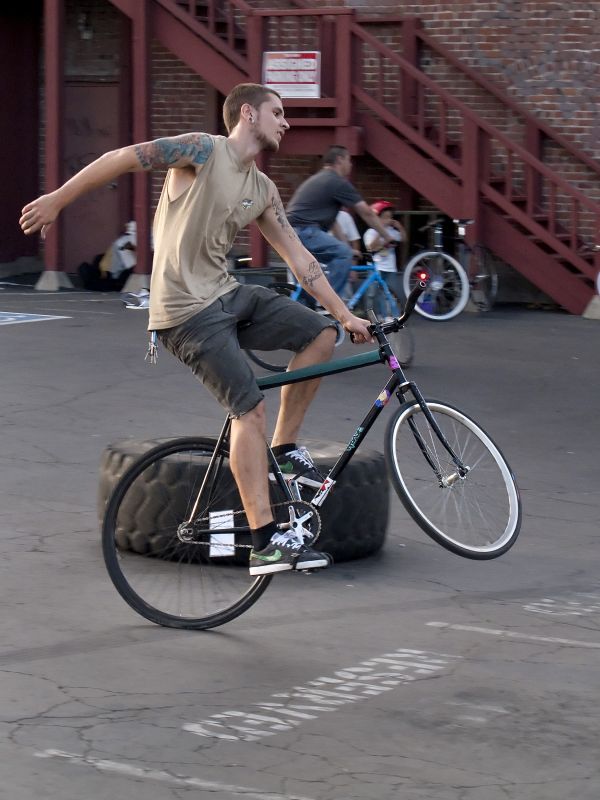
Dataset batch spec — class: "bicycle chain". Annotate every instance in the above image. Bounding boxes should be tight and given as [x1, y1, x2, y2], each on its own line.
[180, 500, 321, 549]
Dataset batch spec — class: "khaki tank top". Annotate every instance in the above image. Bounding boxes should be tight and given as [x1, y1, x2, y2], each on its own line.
[148, 135, 274, 329]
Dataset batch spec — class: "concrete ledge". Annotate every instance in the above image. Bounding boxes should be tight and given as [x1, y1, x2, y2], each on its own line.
[35, 271, 74, 291]
[122, 273, 150, 292]
[582, 296, 600, 320]
[0, 256, 43, 280]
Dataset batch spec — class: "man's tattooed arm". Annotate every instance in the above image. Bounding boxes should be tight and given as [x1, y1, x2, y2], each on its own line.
[271, 190, 300, 242]
[301, 261, 325, 291]
[134, 133, 214, 170]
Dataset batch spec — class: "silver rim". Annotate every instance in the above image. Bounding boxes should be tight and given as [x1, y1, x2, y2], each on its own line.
[390, 403, 519, 554]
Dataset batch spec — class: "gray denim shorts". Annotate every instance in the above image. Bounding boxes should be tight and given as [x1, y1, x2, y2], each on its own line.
[157, 283, 334, 417]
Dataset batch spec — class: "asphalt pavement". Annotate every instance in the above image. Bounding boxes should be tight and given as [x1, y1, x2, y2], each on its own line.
[1, 282, 600, 800]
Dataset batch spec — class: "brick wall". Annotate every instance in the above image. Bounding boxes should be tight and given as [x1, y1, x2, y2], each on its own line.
[149, 42, 218, 211]
[347, 0, 600, 163]
[53, 0, 597, 276]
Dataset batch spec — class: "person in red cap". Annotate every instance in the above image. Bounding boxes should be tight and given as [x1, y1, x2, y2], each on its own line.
[363, 201, 407, 319]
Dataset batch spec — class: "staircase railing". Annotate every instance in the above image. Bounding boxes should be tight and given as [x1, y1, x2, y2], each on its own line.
[166, 0, 250, 70]
[349, 21, 600, 283]
[413, 22, 600, 183]
[113, 0, 600, 296]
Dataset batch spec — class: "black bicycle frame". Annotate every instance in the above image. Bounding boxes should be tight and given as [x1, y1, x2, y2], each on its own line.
[183, 284, 468, 525]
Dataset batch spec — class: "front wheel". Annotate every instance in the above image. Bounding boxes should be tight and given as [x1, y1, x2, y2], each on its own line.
[102, 437, 276, 629]
[403, 251, 470, 321]
[385, 401, 521, 558]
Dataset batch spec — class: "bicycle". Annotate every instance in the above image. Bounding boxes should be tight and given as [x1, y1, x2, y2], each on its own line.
[453, 219, 499, 313]
[102, 281, 522, 630]
[402, 217, 470, 321]
[245, 255, 415, 372]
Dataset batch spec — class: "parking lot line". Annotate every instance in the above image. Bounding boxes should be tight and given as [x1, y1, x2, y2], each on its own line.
[427, 621, 600, 648]
[35, 749, 317, 800]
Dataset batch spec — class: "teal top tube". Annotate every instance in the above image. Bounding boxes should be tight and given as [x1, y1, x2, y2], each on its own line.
[256, 349, 384, 390]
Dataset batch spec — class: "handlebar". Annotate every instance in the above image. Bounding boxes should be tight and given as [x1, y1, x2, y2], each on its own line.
[366, 280, 427, 338]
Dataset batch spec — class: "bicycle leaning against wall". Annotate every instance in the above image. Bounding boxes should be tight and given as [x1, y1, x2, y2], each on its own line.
[102, 280, 522, 631]
[402, 217, 499, 320]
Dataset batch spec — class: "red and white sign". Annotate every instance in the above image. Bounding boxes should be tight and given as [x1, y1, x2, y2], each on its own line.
[262, 51, 321, 98]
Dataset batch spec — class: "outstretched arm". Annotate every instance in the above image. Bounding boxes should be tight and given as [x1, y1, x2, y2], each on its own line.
[257, 188, 373, 344]
[20, 133, 214, 238]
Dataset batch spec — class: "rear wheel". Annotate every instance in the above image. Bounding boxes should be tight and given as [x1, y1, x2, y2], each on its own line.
[102, 437, 281, 629]
[468, 245, 499, 312]
[245, 315, 344, 373]
[385, 400, 521, 559]
[403, 251, 469, 321]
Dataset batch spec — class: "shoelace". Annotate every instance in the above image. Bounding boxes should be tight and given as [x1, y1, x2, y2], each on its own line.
[287, 447, 316, 470]
[271, 531, 304, 551]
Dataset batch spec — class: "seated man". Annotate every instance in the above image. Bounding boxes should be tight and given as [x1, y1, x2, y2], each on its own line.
[286, 145, 395, 299]
[19, 83, 373, 577]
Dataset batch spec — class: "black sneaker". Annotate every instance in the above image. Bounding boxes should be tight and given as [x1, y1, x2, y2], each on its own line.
[249, 530, 330, 575]
[270, 446, 324, 489]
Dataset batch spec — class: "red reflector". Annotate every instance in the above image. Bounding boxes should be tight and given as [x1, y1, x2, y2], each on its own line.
[417, 271, 429, 281]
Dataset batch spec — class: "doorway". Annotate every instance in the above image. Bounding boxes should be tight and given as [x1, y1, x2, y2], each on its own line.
[63, 83, 124, 272]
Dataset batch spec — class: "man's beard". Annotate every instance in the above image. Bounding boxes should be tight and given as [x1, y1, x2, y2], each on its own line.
[254, 129, 279, 153]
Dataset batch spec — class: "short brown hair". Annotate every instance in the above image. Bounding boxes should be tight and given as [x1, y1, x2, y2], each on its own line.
[223, 83, 282, 133]
[322, 145, 349, 166]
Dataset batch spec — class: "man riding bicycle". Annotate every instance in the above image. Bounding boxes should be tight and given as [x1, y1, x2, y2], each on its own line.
[20, 83, 373, 577]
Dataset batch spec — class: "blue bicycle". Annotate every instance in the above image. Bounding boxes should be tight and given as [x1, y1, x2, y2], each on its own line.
[246, 258, 415, 372]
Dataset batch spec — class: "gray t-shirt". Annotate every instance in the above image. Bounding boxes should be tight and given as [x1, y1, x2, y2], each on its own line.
[286, 169, 362, 231]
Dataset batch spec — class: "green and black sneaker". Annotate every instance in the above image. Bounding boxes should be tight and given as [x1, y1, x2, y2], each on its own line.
[269, 446, 324, 489]
[249, 530, 330, 576]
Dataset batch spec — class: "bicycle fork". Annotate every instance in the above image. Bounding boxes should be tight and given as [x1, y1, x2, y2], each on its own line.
[400, 382, 470, 486]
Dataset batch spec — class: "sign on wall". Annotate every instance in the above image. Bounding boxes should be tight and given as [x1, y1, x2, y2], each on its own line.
[263, 51, 321, 98]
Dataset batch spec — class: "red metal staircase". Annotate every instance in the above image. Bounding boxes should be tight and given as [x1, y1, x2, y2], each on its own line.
[108, 0, 600, 314]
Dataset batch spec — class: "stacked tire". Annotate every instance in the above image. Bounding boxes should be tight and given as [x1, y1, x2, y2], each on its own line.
[98, 438, 390, 562]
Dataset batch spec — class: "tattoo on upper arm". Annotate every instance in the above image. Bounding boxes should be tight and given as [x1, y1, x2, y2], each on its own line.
[134, 134, 214, 170]
[271, 193, 299, 241]
[301, 261, 324, 290]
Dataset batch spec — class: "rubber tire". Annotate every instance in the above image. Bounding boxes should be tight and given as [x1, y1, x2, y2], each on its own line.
[245, 318, 345, 374]
[102, 437, 273, 630]
[99, 438, 390, 562]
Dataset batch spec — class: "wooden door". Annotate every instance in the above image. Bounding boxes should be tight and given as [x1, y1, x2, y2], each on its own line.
[63, 84, 123, 272]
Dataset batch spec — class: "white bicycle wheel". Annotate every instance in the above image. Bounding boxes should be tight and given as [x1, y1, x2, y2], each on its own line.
[403, 251, 470, 321]
[385, 401, 521, 559]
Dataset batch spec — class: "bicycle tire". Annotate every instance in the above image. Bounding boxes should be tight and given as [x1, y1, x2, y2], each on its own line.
[245, 347, 290, 373]
[245, 317, 345, 374]
[102, 437, 276, 629]
[385, 400, 521, 559]
[403, 251, 470, 321]
[469, 245, 499, 312]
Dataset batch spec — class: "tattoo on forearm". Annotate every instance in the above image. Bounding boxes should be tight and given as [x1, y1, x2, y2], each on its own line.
[271, 195, 299, 241]
[301, 261, 324, 290]
[134, 133, 214, 170]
